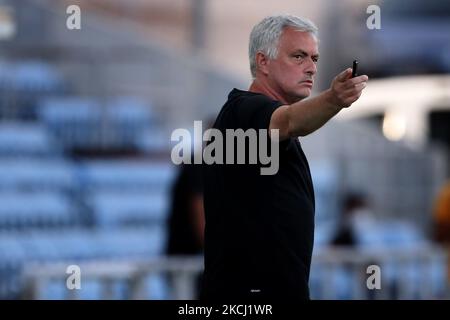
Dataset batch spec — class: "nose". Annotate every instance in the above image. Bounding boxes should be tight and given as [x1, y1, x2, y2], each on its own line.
[305, 58, 317, 76]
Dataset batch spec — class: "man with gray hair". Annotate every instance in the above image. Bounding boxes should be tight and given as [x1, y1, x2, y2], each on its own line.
[201, 15, 368, 301]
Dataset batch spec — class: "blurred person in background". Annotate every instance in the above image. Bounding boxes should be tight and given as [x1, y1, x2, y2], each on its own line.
[167, 119, 218, 255]
[433, 180, 450, 283]
[166, 118, 215, 298]
[331, 192, 375, 246]
[330, 192, 379, 299]
[166, 158, 204, 298]
[434, 180, 450, 243]
[201, 14, 369, 301]
[166, 161, 204, 257]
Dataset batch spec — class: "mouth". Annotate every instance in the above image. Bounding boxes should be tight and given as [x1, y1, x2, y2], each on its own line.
[299, 80, 313, 87]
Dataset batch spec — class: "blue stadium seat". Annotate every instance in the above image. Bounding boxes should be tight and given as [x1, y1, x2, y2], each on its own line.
[37, 97, 102, 149]
[94, 227, 166, 258]
[0, 159, 77, 191]
[355, 220, 427, 249]
[108, 96, 155, 127]
[136, 128, 171, 153]
[309, 160, 340, 225]
[0, 122, 59, 157]
[0, 61, 66, 119]
[12, 227, 167, 261]
[0, 236, 25, 299]
[79, 160, 176, 192]
[88, 191, 169, 228]
[12, 61, 65, 93]
[37, 96, 158, 150]
[0, 236, 27, 263]
[0, 191, 77, 230]
[108, 96, 155, 147]
[0, 62, 13, 88]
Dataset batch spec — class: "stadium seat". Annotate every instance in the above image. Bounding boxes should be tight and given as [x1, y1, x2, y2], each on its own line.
[88, 191, 168, 228]
[0, 122, 59, 157]
[0, 191, 77, 230]
[78, 160, 176, 192]
[0, 159, 77, 191]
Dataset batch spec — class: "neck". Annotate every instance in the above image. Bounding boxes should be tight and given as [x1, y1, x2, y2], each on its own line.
[248, 78, 289, 104]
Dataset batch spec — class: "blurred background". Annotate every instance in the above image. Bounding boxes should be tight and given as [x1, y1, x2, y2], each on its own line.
[0, 0, 449, 300]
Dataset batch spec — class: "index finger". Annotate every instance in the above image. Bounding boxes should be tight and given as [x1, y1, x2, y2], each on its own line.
[337, 68, 352, 82]
[346, 74, 369, 85]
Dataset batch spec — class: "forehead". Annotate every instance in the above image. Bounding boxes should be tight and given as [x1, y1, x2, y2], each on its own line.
[278, 27, 318, 53]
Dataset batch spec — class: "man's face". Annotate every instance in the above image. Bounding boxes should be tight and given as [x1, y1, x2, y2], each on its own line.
[266, 27, 319, 103]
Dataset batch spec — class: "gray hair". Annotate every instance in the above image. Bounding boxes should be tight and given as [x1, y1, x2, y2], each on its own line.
[249, 15, 318, 78]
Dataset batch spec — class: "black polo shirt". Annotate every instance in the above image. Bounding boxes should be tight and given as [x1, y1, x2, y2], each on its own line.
[201, 88, 315, 301]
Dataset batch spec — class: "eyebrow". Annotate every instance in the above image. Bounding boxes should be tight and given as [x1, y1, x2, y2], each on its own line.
[292, 49, 320, 60]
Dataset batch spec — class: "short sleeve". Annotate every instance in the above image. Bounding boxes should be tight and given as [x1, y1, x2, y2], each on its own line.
[233, 94, 284, 131]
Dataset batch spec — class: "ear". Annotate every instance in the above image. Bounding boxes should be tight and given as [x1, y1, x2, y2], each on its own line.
[255, 51, 270, 76]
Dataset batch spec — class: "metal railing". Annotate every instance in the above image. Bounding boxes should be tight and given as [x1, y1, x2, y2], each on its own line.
[21, 246, 449, 300]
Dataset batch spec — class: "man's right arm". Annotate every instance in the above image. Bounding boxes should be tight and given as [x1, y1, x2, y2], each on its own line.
[269, 68, 369, 141]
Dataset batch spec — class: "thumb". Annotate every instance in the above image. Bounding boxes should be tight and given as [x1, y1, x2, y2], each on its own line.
[336, 68, 352, 82]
